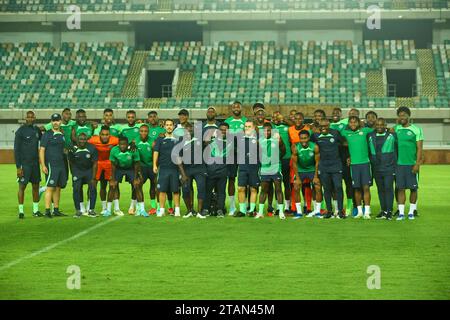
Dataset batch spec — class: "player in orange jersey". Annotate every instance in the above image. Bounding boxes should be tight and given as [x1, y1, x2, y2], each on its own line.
[88, 125, 119, 215]
[288, 112, 311, 213]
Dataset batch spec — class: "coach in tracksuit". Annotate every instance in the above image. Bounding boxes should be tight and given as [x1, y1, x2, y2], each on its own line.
[180, 122, 207, 219]
[69, 133, 98, 218]
[204, 122, 231, 217]
[312, 119, 345, 219]
[14, 110, 42, 219]
[236, 120, 260, 217]
[368, 118, 397, 220]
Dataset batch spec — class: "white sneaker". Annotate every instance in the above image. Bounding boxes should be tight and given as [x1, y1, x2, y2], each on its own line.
[228, 210, 235, 216]
[408, 214, 415, 220]
[114, 210, 124, 216]
[254, 214, 264, 219]
[354, 212, 363, 219]
[306, 212, 315, 218]
[396, 214, 405, 221]
[174, 212, 181, 217]
[196, 213, 206, 219]
[156, 213, 163, 218]
[279, 213, 286, 220]
[183, 212, 194, 218]
[363, 214, 371, 220]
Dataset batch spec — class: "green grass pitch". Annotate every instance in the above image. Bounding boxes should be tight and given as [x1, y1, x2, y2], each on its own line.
[0, 164, 449, 300]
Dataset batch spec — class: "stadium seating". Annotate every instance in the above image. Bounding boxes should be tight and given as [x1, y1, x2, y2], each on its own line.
[1, 40, 449, 109]
[0, 0, 449, 12]
[144, 40, 448, 109]
[0, 42, 133, 109]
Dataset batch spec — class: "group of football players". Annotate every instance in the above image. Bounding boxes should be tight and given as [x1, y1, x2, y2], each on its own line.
[14, 102, 423, 221]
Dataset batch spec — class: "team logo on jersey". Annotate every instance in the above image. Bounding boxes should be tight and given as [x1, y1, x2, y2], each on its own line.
[284, 127, 288, 132]
[147, 147, 151, 152]
[359, 131, 363, 135]
[407, 131, 413, 136]
[309, 152, 314, 157]
[127, 155, 132, 160]
[134, 128, 139, 132]
[251, 139, 256, 144]
[152, 131, 156, 135]
[50, 179, 55, 184]
[240, 124, 244, 128]
[86, 154, 91, 159]
[330, 138, 335, 143]
[73, 176, 78, 181]
[36, 133, 39, 138]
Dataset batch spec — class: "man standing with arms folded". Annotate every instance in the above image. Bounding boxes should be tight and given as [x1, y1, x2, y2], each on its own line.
[39, 113, 68, 218]
[394, 107, 423, 220]
[15, 110, 42, 219]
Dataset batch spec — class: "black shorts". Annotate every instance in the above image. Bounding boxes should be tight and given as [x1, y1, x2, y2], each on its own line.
[260, 172, 282, 183]
[182, 166, 207, 200]
[18, 163, 41, 185]
[227, 164, 238, 178]
[298, 171, 315, 182]
[72, 170, 93, 186]
[141, 166, 155, 183]
[157, 168, 180, 193]
[238, 169, 260, 188]
[115, 168, 135, 183]
[395, 165, 419, 190]
[350, 163, 372, 188]
[45, 164, 67, 188]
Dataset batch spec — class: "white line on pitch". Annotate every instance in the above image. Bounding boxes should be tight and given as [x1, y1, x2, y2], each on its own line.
[0, 216, 122, 272]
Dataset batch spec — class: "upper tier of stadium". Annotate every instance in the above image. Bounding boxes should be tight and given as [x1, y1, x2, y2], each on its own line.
[0, 0, 448, 13]
[1, 40, 449, 109]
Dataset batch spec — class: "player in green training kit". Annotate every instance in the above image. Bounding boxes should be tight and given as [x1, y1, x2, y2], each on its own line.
[224, 101, 247, 216]
[93, 108, 121, 137]
[394, 107, 424, 221]
[145, 111, 166, 214]
[256, 122, 286, 219]
[291, 130, 322, 219]
[108, 137, 143, 217]
[135, 124, 156, 216]
[119, 109, 142, 214]
[341, 116, 374, 219]
[71, 109, 94, 142]
[272, 111, 292, 215]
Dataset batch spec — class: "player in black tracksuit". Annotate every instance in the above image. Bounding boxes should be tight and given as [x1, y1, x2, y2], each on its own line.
[368, 118, 397, 220]
[180, 122, 208, 218]
[312, 119, 346, 219]
[204, 122, 230, 217]
[14, 111, 42, 219]
[69, 133, 98, 218]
